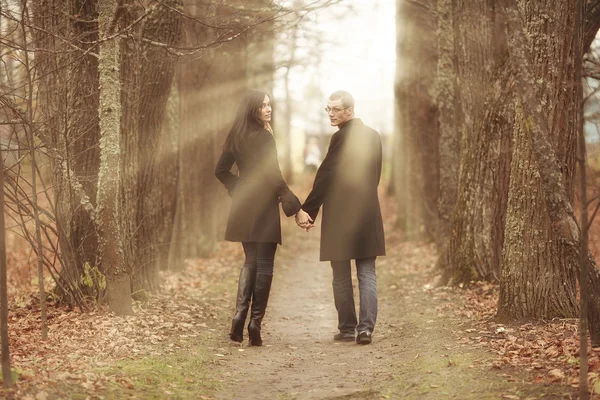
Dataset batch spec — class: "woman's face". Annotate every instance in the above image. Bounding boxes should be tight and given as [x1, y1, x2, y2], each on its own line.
[258, 95, 272, 123]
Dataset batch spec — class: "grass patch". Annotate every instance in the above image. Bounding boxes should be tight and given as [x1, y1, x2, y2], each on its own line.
[57, 338, 221, 400]
[102, 348, 219, 399]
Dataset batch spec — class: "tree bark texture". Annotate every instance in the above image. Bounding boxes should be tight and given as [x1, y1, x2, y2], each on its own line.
[0, 145, 12, 386]
[136, 0, 181, 293]
[447, 1, 513, 284]
[67, 0, 101, 277]
[395, 0, 439, 241]
[575, 0, 589, 393]
[434, 0, 459, 280]
[499, 0, 600, 344]
[498, 0, 579, 319]
[97, 0, 131, 315]
[116, 1, 182, 295]
[32, 0, 102, 303]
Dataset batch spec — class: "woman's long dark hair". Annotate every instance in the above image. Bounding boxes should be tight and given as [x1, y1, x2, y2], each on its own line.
[223, 89, 269, 153]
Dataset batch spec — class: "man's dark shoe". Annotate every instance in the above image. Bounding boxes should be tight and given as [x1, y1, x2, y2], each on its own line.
[333, 332, 355, 342]
[356, 331, 372, 345]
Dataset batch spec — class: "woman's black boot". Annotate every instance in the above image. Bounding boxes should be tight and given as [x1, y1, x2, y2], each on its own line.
[248, 274, 273, 346]
[229, 265, 256, 342]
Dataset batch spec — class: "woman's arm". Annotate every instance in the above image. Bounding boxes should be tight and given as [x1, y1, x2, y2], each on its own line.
[214, 150, 238, 197]
[263, 133, 302, 217]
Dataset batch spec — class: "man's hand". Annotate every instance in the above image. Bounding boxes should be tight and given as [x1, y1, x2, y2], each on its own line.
[295, 209, 314, 231]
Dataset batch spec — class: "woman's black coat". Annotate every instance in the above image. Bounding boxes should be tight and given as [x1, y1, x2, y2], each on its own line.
[215, 129, 301, 244]
[302, 118, 386, 261]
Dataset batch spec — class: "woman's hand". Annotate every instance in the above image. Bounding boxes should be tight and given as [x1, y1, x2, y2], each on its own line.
[295, 209, 314, 231]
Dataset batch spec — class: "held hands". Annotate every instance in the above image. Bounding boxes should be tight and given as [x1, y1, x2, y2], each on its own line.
[295, 209, 314, 232]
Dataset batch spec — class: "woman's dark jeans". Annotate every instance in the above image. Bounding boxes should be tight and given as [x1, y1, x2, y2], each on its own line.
[242, 242, 277, 276]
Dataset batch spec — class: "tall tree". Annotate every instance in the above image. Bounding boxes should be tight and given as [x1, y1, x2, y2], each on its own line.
[499, 0, 600, 345]
[498, 0, 580, 319]
[0, 113, 12, 388]
[97, 0, 131, 315]
[118, 0, 183, 295]
[20, 0, 48, 337]
[575, 0, 590, 395]
[446, 0, 513, 284]
[394, 0, 439, 241]
[32, 0, 102, 305]
[434, 0, 459, 281]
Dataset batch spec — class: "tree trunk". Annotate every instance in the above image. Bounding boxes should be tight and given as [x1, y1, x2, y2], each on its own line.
[97, 0, 131, 315]
[498, 0, 579, 319]
[0, 142, 12, 387]
[497, 0, 600, 345]
[118, 1, 141, 296]
[447, 0, 513, 284]
[126, 0, 182, 295]
[395, 0, 439, 241]
[164, 81, 182, 271]
[32, 0, 102, 304]
[20, 1, 48, 338]
[67, 0, 101, 281]
[434, 0, 459, 281]
[575, 0, 589, 394]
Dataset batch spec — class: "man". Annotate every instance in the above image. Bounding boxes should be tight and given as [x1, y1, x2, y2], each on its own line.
[297, 90, 385, 345]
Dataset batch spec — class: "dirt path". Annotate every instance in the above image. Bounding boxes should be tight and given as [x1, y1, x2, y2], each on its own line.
[2, 186, 574, 399]
[209, 218, 568, 400]
[214, 227, 386, 400]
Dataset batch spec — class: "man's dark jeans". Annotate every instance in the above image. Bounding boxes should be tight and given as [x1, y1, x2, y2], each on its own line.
[331, 257, 377, 334]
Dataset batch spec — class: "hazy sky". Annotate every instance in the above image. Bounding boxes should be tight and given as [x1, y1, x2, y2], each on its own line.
[318, 0, 396, 134]
[274, 0, 396, 136]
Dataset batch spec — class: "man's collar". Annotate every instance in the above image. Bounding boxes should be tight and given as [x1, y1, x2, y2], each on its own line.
[338, 118, 362, 130]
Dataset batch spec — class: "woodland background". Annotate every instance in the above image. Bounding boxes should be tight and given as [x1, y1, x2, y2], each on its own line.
[2, 0, 600, 397]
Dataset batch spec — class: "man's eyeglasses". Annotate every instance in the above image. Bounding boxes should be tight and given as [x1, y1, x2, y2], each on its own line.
[325, 106, 349, 113]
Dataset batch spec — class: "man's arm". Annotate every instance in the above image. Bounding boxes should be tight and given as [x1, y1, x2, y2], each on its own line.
[301, 131, 344, 220]
[375, 130, 383, 185]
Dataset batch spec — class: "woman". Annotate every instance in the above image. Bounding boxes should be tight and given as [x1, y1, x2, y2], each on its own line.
[215, 89, 312, 346]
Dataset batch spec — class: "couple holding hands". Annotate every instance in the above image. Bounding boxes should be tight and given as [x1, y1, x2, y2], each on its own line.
[215, 89, 385, 347]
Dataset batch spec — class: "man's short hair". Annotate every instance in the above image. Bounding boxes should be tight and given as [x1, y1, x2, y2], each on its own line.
[329, 90, 354, 109]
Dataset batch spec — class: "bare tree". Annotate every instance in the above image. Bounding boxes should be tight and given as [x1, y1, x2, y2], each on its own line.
[31, 0, 102, 307]
[20, 0, 48, 337]
[0, 71, 12, 388]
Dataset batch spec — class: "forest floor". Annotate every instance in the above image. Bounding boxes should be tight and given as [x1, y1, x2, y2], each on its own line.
[0, 177, 596, 399]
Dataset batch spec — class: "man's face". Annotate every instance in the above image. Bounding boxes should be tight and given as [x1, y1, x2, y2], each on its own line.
[326, 98, 353, 127]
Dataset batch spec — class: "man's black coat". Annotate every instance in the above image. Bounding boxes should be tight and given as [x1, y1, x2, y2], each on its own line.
[302, 118, 386, 261]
